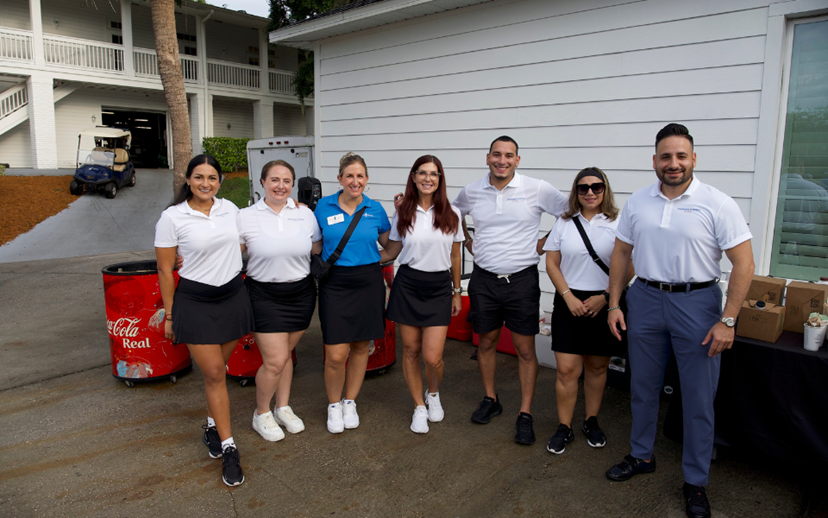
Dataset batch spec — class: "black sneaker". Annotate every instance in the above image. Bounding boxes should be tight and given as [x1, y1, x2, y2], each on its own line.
[202, 424, 222, 459]
[221, 446, 244, 487]
[546, 423, 575, 454]
[683, 483, 711, 518]
[605, 454, 656, 481]
[582, 416, 607, 448]
[514, 412, 536, 445]
[470, 395, 502, 424]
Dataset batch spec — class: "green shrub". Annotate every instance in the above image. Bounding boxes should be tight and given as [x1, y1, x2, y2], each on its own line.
[202, 137, 249, 172]
[217, 175, 251, 208]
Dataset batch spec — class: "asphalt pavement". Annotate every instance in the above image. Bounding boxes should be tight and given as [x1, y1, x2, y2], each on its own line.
[0, 169, 174, 264]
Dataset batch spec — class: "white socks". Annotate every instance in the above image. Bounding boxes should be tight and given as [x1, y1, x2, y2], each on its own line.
[207, 416, 216, 428]
[221, 437, 236, 452]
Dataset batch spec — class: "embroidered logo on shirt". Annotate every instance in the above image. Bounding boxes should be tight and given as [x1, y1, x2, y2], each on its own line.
[506, 197, 526, 202]
[677, 208, 701, 213]
[287, 218, 305, 222]
[215, 212, 230, 218]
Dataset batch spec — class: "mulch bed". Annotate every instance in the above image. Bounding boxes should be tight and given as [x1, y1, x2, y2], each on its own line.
[0, 175, 77, 246]
[0, 172, 251, 247]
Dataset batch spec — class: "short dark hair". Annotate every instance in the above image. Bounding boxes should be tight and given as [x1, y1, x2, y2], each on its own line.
[655, 123, 693, 151]
[261, 159, 295, 184]
[489, 135, 519, 155]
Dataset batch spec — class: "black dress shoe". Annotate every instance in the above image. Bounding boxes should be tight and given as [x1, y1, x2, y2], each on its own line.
[683, 483, 711, 518]
[605, 454, 656, 481]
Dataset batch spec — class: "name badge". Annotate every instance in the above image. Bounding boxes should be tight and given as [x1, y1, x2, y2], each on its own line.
[327, 213, 345, 225]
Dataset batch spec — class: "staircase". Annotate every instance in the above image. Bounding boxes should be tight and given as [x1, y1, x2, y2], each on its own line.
[0, 81, 80, 137]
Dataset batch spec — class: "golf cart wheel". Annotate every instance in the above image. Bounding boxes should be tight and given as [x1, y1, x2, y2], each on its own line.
[105, 182, 117, 199]
[129, 172, 136, 187]
[69, 180, 83, 195]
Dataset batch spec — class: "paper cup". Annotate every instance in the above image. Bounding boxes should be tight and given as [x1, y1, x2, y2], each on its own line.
[803, 324, 827, 351]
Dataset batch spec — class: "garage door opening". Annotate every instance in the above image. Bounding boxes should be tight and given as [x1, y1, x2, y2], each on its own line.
[101, 110, 168, 169]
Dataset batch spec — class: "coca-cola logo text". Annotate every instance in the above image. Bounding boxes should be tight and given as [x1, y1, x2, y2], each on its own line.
[108, 317, 140, 338]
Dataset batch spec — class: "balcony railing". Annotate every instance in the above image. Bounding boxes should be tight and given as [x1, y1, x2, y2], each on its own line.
[269, 70, 295, 95]
[0, 84, 28, 120]
[134, 47, 199, 82]
[208, 59, 260, 90]
[0, 27, 33, 61]
[44, 35, 124, 72]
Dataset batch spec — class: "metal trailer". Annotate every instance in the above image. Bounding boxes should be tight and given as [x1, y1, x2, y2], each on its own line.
[245, 136, 314, 205]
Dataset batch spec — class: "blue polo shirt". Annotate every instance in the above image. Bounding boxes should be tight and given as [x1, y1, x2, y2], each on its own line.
[315, 191, 391, 267]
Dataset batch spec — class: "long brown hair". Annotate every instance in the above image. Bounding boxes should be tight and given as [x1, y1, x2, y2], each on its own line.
[396, 155, 459, 237]
[561, 167, 619, 221]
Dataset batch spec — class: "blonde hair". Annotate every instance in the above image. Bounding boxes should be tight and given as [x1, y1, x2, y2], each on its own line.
[339, 152, 368, 177]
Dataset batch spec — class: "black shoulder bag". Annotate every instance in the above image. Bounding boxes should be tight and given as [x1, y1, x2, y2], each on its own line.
[572, 217, 610, 275]
[311, 207, 367, 281]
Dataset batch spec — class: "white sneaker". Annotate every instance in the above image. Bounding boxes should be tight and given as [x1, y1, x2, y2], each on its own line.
[327, 403, 344, 434]
[252, 411, 285, 442]
[424, 391, 445, 422]
[410, 406, 429, 434]
[341, 399, 360, 429]
[274, 406, 305, 434]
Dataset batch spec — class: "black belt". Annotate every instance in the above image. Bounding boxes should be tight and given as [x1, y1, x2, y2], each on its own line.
[637, 277, 718, 293]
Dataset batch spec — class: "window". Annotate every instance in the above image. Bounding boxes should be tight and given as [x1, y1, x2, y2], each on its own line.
[111, 34, 123, 45]
[249, 57, 259, 66]
[183, 46, 197, 56]
[769, 18, 828, 281]
[110, 21, 122, 30]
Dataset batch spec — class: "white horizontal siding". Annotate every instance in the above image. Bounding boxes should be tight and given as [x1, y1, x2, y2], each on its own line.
[273, 103, 308, 136]
[54, 87, 170, 168]
[213, 99, 254, 138]
[0, 120, 32, 167]
[130, 4, 159, 50]
[0, 0, 31, 31]
[41, 0, 118, 43]
[315, 0, 779, 307]
[205, 19, 259, 65]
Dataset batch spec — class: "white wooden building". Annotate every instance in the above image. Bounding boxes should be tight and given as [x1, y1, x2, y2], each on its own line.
[270, 0, 828, 307]
[0, 0, 313, 169]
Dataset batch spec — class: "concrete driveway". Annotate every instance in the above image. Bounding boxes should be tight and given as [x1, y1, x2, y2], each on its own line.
[0, 251, 825, 518]
[0, 169, 174, 264]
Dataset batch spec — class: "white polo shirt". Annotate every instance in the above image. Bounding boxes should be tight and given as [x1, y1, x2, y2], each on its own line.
[154, 197, 242, 287]
[237, 198, 322, 283]
[453, 172, 568, 274]
[389, 205, 465, 272]
[616, 178, 751, 283]
[543, 212, 618, 291]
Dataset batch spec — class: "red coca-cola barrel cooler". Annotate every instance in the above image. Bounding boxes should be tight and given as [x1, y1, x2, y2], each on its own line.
[368, 262, 397, 373]
[226, 334, 297, 386]
[102, 261, 192, 387]
[322, 262, 397, 374]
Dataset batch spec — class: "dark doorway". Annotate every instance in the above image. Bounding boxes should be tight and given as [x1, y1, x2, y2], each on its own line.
[101, 110, 168, 168]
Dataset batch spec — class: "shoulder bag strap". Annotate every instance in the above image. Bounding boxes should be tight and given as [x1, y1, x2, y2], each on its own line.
[326, 206, 367, 267]
[572, 216, 610, 276]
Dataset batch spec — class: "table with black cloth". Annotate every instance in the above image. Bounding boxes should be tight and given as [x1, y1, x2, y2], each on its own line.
[712, 331, 828, 469]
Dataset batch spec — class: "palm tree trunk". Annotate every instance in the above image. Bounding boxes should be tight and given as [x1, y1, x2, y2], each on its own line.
[150, 0, 192, 195]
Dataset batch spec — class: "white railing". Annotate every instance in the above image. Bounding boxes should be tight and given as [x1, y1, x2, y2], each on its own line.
[269, 70, 295, 95]
[134, 47, 199, 82]
[208, 59, 259, 89]
[0, 84, 28, 120]
[0, 27, 33, 61]
[43, 35, 124, 72]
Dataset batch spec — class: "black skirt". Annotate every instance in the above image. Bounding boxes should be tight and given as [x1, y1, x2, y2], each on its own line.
[246, 276, 316, 333]
[318, 263, 385, 344]
[551, 288, 627, 357]
[387, 264, 452, 327]
[173, 274, 254, 345]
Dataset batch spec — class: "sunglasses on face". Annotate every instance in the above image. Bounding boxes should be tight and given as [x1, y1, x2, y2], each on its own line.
[576, 182, 605, 195]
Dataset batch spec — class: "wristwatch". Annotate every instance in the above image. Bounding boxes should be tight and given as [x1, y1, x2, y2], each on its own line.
[720, 317, 736, 328]
[602, 291, 610, 302]
[453, 288, 462, 294]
